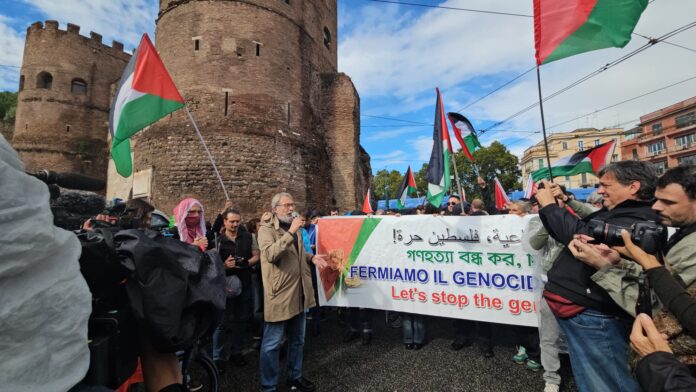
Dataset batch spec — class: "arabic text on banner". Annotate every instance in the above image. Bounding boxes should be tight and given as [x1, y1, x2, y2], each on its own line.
[316, 215, 540, 327]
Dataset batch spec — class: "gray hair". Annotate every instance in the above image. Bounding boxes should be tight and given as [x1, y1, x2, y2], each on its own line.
[510, 200, 532, 213]
[271, 192, 293, 208]
[597, 161, 657, 201]
[586, 191, 604, 205]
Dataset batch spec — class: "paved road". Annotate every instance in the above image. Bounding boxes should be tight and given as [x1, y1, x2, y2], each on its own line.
[217, 311, 578, 391]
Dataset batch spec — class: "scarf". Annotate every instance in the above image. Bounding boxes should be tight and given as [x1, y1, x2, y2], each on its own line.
[173, 198, 206, 244]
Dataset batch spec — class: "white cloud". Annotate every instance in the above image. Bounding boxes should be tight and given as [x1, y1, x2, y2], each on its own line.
[22, 0, 157, 50]
[0, 15, 25, 91]
[340, 0, 696, 162]
[408, 136, 435, 163]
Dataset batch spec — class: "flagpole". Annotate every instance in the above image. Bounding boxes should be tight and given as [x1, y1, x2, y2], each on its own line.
[536, 66, 554, 181]
[449, 153, 464, 200]
[184, 105, 230, 200]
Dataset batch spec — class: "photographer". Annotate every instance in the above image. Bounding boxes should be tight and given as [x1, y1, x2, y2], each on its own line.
[571, 165, 696, 391]
[535, 161, 661, 392]
[212, 208, 259, 373]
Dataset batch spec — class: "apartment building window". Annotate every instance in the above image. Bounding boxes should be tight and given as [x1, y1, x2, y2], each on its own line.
[538, 159, 544, 169]
[612, 154, 618, 162]
[675, 112, 696, 129]
[678, 154, 696, 165]
[675, 133, 696, 148]
[646, 140, 666, 155]
[578, 141, 584, 151]
[562, 142, 568, 150]
[653, 161, 667, 175]
[594, 139, 600, 146]
[581, 173, 587, 185]
[632, 148, 638, 160]
[652, 123, 663, 135]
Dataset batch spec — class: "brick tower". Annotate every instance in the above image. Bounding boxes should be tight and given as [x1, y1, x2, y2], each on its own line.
[13, 21, 130, 180]
[128, 0, 371, 216]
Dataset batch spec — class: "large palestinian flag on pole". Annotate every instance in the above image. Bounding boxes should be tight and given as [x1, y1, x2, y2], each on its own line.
[447, 112, 482, 162]
[531, 140, 616, 181]
[109, 33, 185, 177]
[425, 88, 452, 208]
[534, 0, 648, 65]
[396, 166, 417, 210]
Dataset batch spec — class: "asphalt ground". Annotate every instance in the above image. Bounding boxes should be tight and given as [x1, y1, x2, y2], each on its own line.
[216, 310, 579, 392]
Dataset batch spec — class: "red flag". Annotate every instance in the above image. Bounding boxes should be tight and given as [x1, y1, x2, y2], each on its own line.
[362, 189, 373, 214]
[494, 178, 511, 210]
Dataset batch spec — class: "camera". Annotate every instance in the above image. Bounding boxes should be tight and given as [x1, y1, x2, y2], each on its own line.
[586, 219, 667, 255]
[235, 256, 249, 268]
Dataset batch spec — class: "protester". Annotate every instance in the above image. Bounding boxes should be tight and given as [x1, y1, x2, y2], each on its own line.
[536, 160, 661, 392]
[446, 195, 461, 215]
[172, 198, 213, 250]
[246, 217, 264, 349]
[586, 191, 604, 210]
[468, 198, 488, 216]
[212, 208, 259, 373]
[257, 192, 327, 392]
[301, 209, 323, 337]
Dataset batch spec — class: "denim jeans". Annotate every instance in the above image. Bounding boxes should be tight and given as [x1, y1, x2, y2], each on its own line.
[402, 313, 425, 344]
[260, 312, 306, 392]
[348, 308, 372, 333]
[556, 309, 639, 392]
[212, 285, 252, 361]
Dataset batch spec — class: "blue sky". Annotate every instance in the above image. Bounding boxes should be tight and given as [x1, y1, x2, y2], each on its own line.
[2, 0, 696, 174]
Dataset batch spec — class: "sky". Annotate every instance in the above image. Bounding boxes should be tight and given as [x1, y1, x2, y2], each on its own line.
[1, 0, 695, 175]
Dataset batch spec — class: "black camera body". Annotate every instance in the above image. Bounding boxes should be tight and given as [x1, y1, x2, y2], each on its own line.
[586, 219, 667, 255]
[235, 255, 249, 268]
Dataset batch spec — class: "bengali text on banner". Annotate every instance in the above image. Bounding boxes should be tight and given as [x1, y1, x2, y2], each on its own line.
[316, 215, 540, 327]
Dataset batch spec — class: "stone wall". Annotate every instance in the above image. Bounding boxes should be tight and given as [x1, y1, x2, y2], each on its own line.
[129, 0, 367, 218]
[12, 21, 130, 180]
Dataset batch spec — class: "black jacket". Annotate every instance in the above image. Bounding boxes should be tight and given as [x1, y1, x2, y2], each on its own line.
[636, 351, 696, 391]
[540, 199, 661, 314]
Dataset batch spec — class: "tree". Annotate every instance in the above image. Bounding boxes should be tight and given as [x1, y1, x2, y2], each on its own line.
[372, 169, 404, 201]
[0, 92, 17, 122]
[453, 141, 521, 200]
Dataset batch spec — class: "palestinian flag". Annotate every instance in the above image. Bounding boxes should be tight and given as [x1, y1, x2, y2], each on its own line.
[425, 88, 452, 208]
[362, 189, 374, 214]
[396, 166, 417, 210]
[534, 0, 648, 65]
[523, 176, 536, 199]
[447, 112, 482, 162]
[109, 33, 185, 177]
[494, 178, 511, 210]
[531, 140, 616, 181]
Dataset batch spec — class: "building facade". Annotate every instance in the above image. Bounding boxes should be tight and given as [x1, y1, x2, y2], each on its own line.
[620, 96, 696, 174]
[521, 128, 624, 189]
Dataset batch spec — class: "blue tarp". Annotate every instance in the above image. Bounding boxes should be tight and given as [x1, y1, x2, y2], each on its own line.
[376, 187, 598, 210]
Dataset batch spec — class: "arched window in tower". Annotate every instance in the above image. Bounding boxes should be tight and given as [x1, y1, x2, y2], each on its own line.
[323, 27, 331, 49]
[71, 78, 88, 95]
[36, 71, 53, 89]
[19, 75, 25, 91]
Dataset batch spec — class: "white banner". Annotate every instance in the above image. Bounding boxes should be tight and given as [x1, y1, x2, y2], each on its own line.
[316, 215, 540, 327]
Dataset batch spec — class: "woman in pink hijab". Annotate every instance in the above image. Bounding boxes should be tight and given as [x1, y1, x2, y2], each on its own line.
[173, 198, 209, 250]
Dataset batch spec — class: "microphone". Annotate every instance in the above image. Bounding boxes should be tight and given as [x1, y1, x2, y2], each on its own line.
[30, 170, 106, 191]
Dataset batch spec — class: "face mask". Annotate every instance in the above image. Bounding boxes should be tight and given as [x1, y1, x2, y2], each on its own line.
[185, 216, 200, 227]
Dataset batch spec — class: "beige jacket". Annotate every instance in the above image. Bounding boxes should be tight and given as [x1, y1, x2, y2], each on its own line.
[258, 212, 316, 322]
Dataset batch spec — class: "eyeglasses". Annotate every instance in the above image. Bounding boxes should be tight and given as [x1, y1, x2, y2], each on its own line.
[277, 203, 295, 208]
[447, 202, 458, 206]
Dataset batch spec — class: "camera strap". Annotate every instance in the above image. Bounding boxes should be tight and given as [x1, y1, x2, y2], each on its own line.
[635, 273, 653, 317]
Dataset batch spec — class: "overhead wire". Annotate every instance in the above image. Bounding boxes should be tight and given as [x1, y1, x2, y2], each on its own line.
[363, 0, 532, 18]
[481, 20, 696, 135]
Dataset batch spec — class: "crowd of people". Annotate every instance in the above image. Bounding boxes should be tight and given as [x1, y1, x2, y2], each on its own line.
[2, 126, 696, 392]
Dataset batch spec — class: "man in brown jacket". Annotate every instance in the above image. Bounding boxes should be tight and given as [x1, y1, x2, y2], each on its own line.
[258, 192, 327, 392]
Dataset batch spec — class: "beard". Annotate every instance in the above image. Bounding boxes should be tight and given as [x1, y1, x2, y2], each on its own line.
[277, 213, 293, 224]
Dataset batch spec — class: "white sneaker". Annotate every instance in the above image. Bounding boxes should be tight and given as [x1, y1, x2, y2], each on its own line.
[544, 383, 560, 392]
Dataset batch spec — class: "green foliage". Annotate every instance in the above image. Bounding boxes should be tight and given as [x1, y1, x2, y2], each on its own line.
[0, 92, 18, 123]
[453, 141, 521, 200]
[372, 169, 405, 200]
